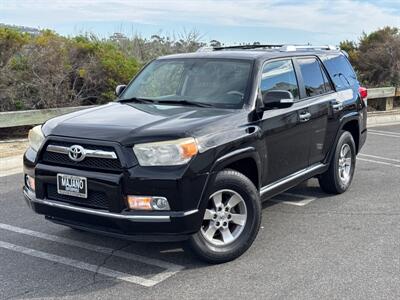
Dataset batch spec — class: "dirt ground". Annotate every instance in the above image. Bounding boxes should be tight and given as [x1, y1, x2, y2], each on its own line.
[0, 140, 29, 159]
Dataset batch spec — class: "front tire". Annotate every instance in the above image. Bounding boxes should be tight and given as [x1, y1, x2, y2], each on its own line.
[319, 130, 356, 194]
[189, 169, 261, 263]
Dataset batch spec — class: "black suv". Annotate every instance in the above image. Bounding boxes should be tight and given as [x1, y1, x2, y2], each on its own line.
[23, 45, 367, 263]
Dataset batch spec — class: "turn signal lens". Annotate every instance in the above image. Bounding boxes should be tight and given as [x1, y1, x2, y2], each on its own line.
[181, 140, 198, 158]
[25, 175, 36, 192]
[127, 196, 153, 210]
[126, 196, 170, 211]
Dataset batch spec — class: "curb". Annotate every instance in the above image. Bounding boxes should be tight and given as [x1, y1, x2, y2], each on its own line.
[367, 110, 400, 127]
[0, 155, 23, 177]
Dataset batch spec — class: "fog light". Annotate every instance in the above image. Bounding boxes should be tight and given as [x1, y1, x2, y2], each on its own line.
[25, 175, 35, 192]
[126, 196, 170, 211]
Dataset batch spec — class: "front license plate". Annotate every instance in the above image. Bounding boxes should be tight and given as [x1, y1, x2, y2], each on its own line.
[57, 174, 87, 199]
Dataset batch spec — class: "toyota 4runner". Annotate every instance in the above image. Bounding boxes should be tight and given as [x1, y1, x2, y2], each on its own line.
[23, 44, 367, 263]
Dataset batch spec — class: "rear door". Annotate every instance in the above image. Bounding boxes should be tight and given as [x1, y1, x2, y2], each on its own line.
[257, 58, 311, 184]
[293, 56, 335, 166]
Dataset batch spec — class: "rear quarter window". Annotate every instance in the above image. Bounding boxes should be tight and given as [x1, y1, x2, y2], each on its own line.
[321, 54, 358, 90]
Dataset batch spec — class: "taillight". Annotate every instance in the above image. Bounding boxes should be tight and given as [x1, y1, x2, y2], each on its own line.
[359, 87, 368, 101]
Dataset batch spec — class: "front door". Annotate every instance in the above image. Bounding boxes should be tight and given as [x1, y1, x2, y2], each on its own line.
[257, 59, 311, 185]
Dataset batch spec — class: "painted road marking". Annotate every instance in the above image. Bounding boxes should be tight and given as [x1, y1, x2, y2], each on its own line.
[0, 223, 183, 286]
[368, 132, 400, 138]
[269, 192, 317, 207]
[0, 240, 158, 287]
[369, 129, 400, 136]
[359, 153, 400, 163]
[357, 157, 400, 168]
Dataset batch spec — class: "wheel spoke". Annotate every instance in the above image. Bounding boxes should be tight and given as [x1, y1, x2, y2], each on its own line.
[343, 145, 350, 157]
[344, 158, 352, 166]
[227, 194, 241, 208]
[203, 209, 216, 220]
[230, 213, 246, 226]
[340, 168, 345, 178]
[220, 228, 234, 244]
[203, 226, 217, 241]
[212, 193, 222, 208]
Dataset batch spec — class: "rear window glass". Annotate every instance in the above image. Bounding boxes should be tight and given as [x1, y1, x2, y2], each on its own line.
[321, 54, 358, 90]
[297, 58, 327, 97]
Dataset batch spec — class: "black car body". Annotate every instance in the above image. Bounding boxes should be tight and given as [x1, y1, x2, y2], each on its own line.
[23, 45, 367, 262]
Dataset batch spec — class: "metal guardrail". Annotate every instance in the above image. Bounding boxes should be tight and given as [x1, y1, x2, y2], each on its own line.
[367, 87, 395, 99]
[0, 87, 398, 129]
[367, 87, 397, 111]
[0, 106, 93, 129]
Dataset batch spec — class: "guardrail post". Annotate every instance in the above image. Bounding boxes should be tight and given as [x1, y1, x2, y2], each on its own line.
[376, 97, 394, 111]
[367, 87, 396, 111]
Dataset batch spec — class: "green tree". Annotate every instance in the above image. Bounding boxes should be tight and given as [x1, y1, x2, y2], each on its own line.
[354, 27, 400, 87]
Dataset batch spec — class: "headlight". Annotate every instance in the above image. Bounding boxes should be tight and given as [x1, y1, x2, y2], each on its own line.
[133, 137, 198, 166]
[28, 125, 45, 152]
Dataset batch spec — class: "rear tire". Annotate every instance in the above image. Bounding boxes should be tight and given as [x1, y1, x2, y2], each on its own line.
[189, 169, 261, 263]
[319, 130, 356, 194]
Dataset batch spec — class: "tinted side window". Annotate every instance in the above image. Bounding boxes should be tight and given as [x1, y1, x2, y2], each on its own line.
[321, 54, 357, 90]
[261, 60, 299, 99]
[321, 66, 333, 92]
[297, 58, 327, 97]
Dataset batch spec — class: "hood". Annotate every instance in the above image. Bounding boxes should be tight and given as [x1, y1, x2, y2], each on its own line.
[42, 102, 246, 145]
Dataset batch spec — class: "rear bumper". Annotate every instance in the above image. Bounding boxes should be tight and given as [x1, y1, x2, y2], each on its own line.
[23, 187, 202, 241]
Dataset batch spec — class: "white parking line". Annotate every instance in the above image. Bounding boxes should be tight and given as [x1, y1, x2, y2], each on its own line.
[269, 192, 317, 206]
[359, 153, 400, 163]
[369, 129, 400, 136]
[0, 223, 184, 286]
[368, 132, 400, 138]
[0, 240, 158, 287]
[357, 157, 400, 168]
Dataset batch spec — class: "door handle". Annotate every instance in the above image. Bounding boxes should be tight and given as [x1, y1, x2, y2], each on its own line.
[299, 112, 311, 123]
[331, 101, 343, 111]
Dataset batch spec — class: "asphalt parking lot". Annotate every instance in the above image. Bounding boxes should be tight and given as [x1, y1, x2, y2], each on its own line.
[1, 124, 399, 299]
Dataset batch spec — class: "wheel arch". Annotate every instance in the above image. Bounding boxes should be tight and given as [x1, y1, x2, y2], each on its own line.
[325, 113, 361, 165]
[210, 147, 262, 191]
[342, 119, 360, 153]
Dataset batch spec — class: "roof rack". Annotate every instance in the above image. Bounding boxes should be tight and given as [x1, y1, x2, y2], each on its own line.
[196, 44, 283, 52]
[196, 44, 339, 53]
[279, 45, 339, 52]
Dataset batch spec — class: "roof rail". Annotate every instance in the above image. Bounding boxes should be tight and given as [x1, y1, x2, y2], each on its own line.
[279, 45, 339, 52]
[196, 44, 283, 52]
[196, 44, 339, 53]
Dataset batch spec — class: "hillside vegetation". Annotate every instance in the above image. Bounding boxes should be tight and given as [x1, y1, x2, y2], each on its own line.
[0, 26, 399, 112]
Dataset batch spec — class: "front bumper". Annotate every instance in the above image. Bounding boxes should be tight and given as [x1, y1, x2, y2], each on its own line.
[23, 187, 202, 241]
[23, 136, 213, 241]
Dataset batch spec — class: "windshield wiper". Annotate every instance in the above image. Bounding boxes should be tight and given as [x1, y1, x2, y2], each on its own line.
[118, 97, 156, 104]
[156, 99, 214, 108]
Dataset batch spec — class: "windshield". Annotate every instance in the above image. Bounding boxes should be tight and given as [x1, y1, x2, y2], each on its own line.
[119, 58, 253, 109]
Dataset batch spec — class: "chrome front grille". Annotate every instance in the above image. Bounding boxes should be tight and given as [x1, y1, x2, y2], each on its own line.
[41, 141, 122, 171]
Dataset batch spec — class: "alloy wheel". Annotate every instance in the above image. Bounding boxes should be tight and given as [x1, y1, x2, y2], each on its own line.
[338, 143, 352, 184]
[200, 189, 247, 246]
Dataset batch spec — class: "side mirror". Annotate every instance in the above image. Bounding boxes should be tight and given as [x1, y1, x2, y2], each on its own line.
[262, 90, 295, 109]
[115, 85, 126, 97]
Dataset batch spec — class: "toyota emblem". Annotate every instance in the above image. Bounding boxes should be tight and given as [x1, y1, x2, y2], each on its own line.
[68, 145, 86, 162]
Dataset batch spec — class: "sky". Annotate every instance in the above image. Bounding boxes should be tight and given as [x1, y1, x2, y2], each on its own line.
[1, 0, 399, 45]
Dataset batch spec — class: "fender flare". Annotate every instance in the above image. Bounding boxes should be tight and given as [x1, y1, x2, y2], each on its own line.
[196, 147, 262, 216]
[325, 112, 360, 164]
